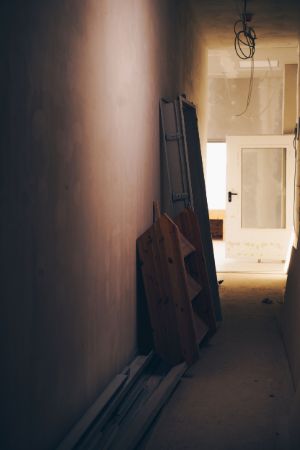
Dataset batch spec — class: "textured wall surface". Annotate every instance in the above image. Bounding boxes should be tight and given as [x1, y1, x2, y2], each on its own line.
[0, 1, 208, 449]
[176, 0, 208, 163]
[282, 64, 297, 134]
[207, 76, 283, 141]
[284, 49, 300, 448]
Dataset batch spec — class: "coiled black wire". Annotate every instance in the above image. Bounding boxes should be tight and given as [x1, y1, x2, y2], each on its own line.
[234, 0, 256, 60]
[233, 0, 256, 116]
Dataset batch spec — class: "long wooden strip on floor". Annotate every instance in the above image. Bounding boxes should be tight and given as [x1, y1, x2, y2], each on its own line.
[76, 353, 154, 449]
[57, 374, 128, 450]
[111, 362, 187, 450]
[79, 373, 151, 450]
[98, 373, 164, 450]
[58, 353, 153, 450]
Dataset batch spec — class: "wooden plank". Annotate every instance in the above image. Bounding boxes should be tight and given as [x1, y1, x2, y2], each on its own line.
[138, 224, 182, 365]
[192, 313, 209, 344]
[79, 384, 146, 450]
[96, 375, 163, 450]
[76, 353, 154, 449]
[186, 273, 202, 301]
[121, 353, 155, 387]
[111, 362, 187, 450]
[175, 208, 217, 333]
[59, 354, 153, 450]
[153, 200, 161, 222]
[157, 215, 199, 365]
[178, 232, 195, 258]
[138, 213, 206, 366]
[178, 96, 222, 321]
[137, 229, 166, 356]
[57, 374, 128, 450]
[85, 365, 165, 450]
[151, 220, 183, 364]
[100, 374, 165, 449]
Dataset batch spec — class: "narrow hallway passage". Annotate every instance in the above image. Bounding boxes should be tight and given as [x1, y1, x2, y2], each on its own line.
[143, 274, 294, 450]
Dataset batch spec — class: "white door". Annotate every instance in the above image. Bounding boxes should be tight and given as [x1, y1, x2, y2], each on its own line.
[226, 135, 294, 261]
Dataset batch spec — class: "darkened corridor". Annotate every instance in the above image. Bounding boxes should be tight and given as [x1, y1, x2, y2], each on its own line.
[1, 1, 300, 449]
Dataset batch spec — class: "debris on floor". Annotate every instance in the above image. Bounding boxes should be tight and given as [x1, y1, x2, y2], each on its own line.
[261, 297, 273, 304]
[57, 352, 186, 450]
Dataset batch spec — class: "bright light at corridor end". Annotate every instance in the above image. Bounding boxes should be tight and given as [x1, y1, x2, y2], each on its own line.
[206, 142, 227, 210]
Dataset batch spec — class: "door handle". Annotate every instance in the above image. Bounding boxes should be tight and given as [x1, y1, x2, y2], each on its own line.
[228, 191, 238, 202]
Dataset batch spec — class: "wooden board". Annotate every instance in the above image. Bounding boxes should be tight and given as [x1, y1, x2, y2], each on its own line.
[178, 96, 222, 321]
[138, 227, 182, 365]
[175, 208, 217, 333]
[84, 360, 167, 450]
[111, 362, 187, 450]
[193, 312, 209, 344]
[58, 353, 153, 450]
[186, 273, 202, 301]
[76, 353, 154, 449]
[155, 215, 200, 365]
[137, 213, 211, 366]
[179, 232, 196, 257]
[57, 374, 128, 450]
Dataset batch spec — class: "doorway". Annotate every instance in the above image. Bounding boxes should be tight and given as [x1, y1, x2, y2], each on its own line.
[206, 137, 294, 274]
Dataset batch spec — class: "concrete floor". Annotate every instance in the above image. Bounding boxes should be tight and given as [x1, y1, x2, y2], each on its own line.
[144, 273, 294, 450]
[213, 241, 286, 274]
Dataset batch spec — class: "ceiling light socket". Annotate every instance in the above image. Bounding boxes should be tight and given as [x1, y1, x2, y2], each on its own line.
[243, 12, 253, 22]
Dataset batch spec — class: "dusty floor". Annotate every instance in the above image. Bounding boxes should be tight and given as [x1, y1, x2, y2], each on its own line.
[143, 273, 294, 450]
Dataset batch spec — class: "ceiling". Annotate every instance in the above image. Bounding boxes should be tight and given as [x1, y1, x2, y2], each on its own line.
[192, 0, 300, 49]
[191, 0, 300, 78]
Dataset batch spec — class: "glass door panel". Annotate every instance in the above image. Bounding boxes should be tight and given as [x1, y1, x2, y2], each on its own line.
[241, 147, 286, 229]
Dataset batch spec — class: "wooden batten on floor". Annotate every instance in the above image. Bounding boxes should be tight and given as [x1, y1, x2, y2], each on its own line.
[57, 354, 154, 450]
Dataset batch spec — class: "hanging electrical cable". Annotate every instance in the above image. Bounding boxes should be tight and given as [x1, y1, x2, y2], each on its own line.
[234, 0, 256, 60]
[233, 0, 257, 116]
[234, 56, 254, 117]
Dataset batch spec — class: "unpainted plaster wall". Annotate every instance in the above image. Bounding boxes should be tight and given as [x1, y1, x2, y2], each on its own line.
[282, 64, 298, 134]
[283, 47, 300, 449]
[282, 243, 300, 448]
[0, 1, 208, 449]
[174, 0, 208, 164]
[207, 76, 283, 140]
